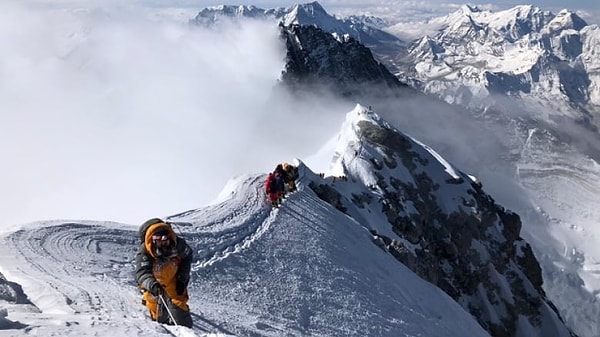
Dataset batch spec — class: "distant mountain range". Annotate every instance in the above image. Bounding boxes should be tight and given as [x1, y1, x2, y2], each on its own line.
[193, 2, 600, 127]
[403, 5, 600, 127]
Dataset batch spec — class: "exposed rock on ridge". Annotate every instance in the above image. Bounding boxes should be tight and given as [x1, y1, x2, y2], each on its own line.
[308, 105, 576, 337]
[279, 24, 406, 97]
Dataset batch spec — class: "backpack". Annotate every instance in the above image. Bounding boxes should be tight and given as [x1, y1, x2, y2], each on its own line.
[274, 164, 289, 182]
[265, 173, 276, 194]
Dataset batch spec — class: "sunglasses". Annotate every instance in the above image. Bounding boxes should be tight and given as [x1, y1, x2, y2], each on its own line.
[151, 234, 169, 241]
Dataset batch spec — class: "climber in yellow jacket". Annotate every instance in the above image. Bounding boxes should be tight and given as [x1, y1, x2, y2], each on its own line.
[282, 162, 298, 192]
[135, 218, 193, 327]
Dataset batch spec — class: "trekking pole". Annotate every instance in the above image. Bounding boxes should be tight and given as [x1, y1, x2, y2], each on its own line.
[158, 294, 179, 327]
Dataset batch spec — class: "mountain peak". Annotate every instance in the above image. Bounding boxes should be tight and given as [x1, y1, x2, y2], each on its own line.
[441, 4, 552, 38]
[309, 104, 575, 337]
[458, 4, 482, 14]
[291, 1, 327, 15]
[403, 3, 597, 114]
[546, 9, 588, 32]
[510, 4, 537, 15]
[282, 1, 338, 28]
[331, 104, 472, 192]
[193, 4, 268, 25]
[279, 25, 407, 97]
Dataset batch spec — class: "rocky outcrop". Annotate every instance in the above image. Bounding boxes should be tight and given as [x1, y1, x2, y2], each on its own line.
[279, 24, 407, 97]
[308, 106, 575, 337]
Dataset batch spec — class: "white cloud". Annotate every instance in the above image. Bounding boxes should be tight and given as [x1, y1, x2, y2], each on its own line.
[0, 2, 351, 228]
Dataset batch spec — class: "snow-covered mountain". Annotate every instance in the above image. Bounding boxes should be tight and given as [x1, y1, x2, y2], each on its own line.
[384, 7, 600, 337]
[199, 2, 599, 123]
[0, 105, 574, 337]
[401, 5, 600, 124]
[279, 24, 407, 97]
[192, 2, 600, 126]
[312, 105, 577, 337]
[191, 1, 407, 74]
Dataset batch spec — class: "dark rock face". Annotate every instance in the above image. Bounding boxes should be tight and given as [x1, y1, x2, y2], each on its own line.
[358, 120, 574, 337]
[309, 115, 575, 337]
[308, 182, 347, 213]
[279, 24, 408, 98]
[190, 2, 408, 73]
[0, 272, 35, 305]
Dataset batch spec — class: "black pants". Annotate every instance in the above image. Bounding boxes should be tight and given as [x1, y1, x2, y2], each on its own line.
[156, 295, 193, 328]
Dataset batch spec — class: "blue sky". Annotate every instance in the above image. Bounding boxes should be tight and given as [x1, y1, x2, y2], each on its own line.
[23, 1, 600, 22]
[141, 0, 598, 10]
[136, 0, 600, 23]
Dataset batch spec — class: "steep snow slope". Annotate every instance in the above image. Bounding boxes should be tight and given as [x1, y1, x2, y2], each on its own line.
[168, 168, 491, 337]
[512, 126, 600, 337]
[0, 172, 490, 336]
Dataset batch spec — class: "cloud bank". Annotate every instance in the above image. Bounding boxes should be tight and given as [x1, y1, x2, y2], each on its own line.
[0, 2, 349, 228]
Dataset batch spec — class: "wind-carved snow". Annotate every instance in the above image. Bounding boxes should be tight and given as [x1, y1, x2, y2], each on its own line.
[0, 221, 156, 335]
[168, 174, 276, 270]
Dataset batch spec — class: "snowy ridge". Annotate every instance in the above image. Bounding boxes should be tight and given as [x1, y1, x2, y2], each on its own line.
[0, 104, 579, 337]
[0, 156, 491, 336]
[172, 175, 278, 269]
[174, 165, 491, 337]
[412, 139, 462, 180]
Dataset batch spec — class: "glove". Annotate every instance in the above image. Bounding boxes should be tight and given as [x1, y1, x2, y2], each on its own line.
[150, 282, 163, 296]
[176, 280, 186, 295]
